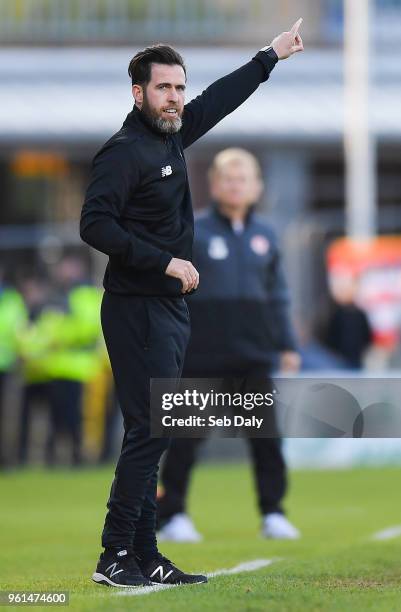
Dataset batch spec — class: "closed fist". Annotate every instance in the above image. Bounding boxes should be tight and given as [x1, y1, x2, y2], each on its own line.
[165, 258, 199, 294]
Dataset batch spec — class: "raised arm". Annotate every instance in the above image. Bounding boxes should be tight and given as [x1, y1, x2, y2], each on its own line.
[181, 18, 304, 149]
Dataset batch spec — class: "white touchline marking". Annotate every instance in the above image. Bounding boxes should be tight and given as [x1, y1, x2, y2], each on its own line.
[371, 525, 401, 541]
[207, 558, 276, 578]
[116, 558, 278, 597]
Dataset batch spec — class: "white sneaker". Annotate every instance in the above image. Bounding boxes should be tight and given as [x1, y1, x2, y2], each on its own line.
[158, 513, 203, 543]
[262, 513, 301, 539]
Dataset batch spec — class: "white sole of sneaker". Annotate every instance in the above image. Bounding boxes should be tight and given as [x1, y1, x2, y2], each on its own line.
[92, 572, 149, 588]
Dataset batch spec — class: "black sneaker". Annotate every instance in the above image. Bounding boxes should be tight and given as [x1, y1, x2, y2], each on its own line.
[137, 553, 208, 585]
[92, 548, 151, 588]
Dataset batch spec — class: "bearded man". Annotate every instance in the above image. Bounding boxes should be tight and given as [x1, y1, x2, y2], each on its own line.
[80, 21, 304, 588]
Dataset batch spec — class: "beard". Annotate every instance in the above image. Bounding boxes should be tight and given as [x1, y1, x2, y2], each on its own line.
[140, 92, 182, 134]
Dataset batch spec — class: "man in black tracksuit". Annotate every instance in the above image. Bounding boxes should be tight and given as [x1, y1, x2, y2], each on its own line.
[157, 148, 301, 542]
[80, 24, 304, 588]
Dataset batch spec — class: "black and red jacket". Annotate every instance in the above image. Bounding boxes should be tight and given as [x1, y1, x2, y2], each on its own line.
[183, 206, 297, 375]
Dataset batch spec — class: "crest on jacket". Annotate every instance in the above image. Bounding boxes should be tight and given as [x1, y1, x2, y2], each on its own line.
[208, 236, 229, 260]
[250, 234, 270, 256]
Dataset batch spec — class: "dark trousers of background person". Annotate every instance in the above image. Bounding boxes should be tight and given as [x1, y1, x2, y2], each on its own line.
[46, 380, 83, 466]
[18, 382, 49, 465]
[18, 380, 83, 466]
[0, 371, 6, 467]
[100, 292, 190, 556]
[158, 369, 287, 522]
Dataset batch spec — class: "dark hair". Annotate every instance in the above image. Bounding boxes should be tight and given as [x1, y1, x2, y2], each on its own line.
[128, 44, 186, 86]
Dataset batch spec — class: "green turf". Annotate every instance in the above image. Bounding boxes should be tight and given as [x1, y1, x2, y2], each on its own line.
[1, 464, 401, 611]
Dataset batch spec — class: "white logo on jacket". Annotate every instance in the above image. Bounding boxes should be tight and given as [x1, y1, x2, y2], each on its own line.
[161, 165, 172, 177]
[208, 236, 229, 260]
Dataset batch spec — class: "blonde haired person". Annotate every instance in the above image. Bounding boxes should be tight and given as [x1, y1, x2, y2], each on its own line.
[158, 148, 300, 542]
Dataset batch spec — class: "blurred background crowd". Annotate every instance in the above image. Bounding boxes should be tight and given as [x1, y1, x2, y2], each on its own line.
[1, 0, 401, 469]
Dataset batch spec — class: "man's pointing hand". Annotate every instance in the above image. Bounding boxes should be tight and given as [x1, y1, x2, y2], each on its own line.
[270, 18, 304, 60]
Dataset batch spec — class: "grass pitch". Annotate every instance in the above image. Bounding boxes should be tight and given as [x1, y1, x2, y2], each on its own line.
[1, 463, 401, 611]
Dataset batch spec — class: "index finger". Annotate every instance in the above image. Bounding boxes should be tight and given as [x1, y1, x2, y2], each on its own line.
[291, 17, 303, 35]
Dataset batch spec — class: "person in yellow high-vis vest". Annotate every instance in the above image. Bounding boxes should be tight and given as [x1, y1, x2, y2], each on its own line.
[0, 272, 28, 467]
[18, 256, 103, 466]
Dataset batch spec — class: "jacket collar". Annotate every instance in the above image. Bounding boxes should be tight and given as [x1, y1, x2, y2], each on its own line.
[211, 202, 256, 228]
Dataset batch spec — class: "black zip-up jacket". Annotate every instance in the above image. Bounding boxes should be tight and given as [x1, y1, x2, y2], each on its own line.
[184, 206, 297, 375]
[80, 50, 278, 296]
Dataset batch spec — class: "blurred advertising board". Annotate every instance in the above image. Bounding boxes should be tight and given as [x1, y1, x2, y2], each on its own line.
[327, 237, 401, 348]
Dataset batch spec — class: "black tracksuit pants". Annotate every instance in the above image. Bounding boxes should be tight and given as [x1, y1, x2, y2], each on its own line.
[100, 292, 190, 555]
[158, 371, 287, 521]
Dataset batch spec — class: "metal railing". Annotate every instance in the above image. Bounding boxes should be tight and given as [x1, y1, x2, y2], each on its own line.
[0, 0, 400, 46]
[0, 0, 321, 45]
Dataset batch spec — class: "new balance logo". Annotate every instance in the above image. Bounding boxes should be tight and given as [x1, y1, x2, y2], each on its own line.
[161, 165, 172, 177]
[106, 562, 124, 578]
[150, 565, 173, 583]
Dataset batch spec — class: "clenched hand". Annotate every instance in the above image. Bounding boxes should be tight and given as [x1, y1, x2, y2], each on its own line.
[165, 258, 200, 294]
